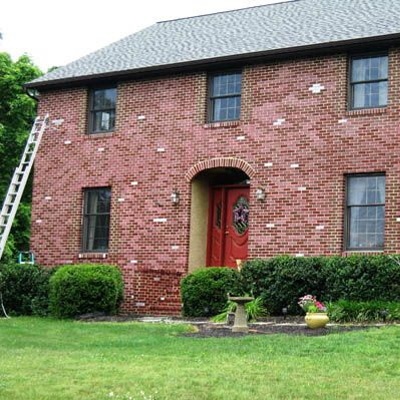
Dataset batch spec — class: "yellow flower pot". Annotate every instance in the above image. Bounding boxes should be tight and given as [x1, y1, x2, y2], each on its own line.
[305, 312, 329, 329]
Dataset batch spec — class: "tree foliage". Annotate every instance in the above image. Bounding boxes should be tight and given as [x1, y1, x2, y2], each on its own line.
[0, 53, 42, 262]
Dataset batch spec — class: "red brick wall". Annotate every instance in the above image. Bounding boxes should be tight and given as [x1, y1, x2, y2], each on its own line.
[31, 48, 400, 315]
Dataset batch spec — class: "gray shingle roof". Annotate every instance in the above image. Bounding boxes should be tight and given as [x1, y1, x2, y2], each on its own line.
[28, 0, 400, 88]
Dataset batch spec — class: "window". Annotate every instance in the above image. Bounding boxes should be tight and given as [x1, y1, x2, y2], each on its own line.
[208, 72, 242, 122]
[345, 175, 385, 250]
[349, 54, 388, 109]
[89, 87, 117, 133]
[82, 188, 111, 252]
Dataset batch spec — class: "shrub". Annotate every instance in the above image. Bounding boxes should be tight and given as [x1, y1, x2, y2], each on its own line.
[241, 255, 400, 315]
[328, 300, 400, 322]
[322, 255, 400, 301]
[181, 267, 241, 317]
[0, 262, 52, 316]
[241, 256, 327, 315]
[49, 264, 123, 318]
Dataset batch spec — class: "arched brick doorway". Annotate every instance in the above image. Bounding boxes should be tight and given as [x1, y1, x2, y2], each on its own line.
[186, 158, 255, 271]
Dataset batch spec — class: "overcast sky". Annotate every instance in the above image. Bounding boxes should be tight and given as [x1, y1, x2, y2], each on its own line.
[1, 0, 290, 72]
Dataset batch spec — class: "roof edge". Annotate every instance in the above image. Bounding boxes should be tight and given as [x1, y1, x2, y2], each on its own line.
[157, 0, 299, 24]
[26, 33, 400, 90]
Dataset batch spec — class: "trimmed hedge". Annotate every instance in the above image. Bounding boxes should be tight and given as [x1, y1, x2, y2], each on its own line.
[0, 263, 52, 316]
[181, 267, 241, 317]
[322, 256, 400, 301]
[49, 264, 123, 318]
[182, 255, 400, 317]
[241, 255, 400, 315]
[241, 256, 327, 314]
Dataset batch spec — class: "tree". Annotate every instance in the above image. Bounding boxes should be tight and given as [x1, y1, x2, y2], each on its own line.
[0, 53, 42, 262]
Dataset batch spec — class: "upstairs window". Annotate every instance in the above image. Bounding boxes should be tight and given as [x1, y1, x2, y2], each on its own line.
[82, 187, 111, 252]
[208, 72, 242, 122]
[350, 54, 388, 109]
[89, 87, 117, 133]
[345, 175, 385, 250]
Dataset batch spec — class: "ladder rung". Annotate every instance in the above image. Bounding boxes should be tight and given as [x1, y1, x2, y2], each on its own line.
[0, 114, 48, 261]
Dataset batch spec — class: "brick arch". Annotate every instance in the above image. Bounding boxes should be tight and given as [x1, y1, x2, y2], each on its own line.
[185, 157, 256, 182]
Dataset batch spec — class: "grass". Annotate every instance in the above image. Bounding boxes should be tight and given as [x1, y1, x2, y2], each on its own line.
[0, 318, 399, 400]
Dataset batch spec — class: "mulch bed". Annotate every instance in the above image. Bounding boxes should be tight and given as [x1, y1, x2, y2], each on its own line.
[183, 323, 379, 338]
[77, 313, 388, 337]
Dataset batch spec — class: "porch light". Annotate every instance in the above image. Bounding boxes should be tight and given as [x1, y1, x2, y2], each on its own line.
[170, 189, 180, 205]
[255, 188, 266, 202]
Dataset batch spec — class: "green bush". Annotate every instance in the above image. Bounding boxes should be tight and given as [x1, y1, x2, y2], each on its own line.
[241, 255, 400, 315]
[0, 263, 52, 316]
[181, 267, 241, 317]
[322, 255, 400, 301]
[49, 264, 124, 318]
[328, 300, 400, 322]
[241, 256, 327, 314]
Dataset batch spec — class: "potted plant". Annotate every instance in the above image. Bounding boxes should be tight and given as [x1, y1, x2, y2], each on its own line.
[298, 294, 329, 329]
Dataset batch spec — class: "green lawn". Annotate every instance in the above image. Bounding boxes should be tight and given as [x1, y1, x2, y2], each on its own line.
[0, 318, 399, 400]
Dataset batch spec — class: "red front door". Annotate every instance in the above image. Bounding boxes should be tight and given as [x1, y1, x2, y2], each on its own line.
[207, 186, 250, 267]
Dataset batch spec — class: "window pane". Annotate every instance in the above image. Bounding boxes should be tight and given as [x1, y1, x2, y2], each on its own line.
[349, 206, 384, 248]
[378, 81, 388, 106]
[98, 190, 111, 213]
[93, 111, 115, 132]
[351, 56, 388, 82]
[93, 215, 110, 249]
[348, 176, 385, 206]
[348, 177, 367, 205]
[212, 73, 241, 96]
[93, 88, 116, 109]
[353, 84, 366, 108]
[352, 58, 368, 81]
[83, 188, 111, 251]
[347, 175, 385, 249]
[85, 215, 110, 251]
[210, 72, 242, 121]
[90, 87, 117, 133]
[212, 96, 240, 121]
[351, 55, 388, 109]
[85, 189, 111, 214]
[353, 82, 387, 108]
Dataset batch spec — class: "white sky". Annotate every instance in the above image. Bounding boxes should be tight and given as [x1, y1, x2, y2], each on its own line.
[0, 0, 290, 72]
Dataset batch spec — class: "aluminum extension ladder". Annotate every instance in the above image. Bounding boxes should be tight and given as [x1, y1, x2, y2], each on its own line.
[0, 115, 49, 261]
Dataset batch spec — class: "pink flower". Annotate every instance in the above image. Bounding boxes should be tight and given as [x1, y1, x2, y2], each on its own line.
[298, 294, 327, 313]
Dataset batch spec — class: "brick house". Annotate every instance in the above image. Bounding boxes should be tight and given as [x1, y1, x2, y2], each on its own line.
[26, 0, 400, 315]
